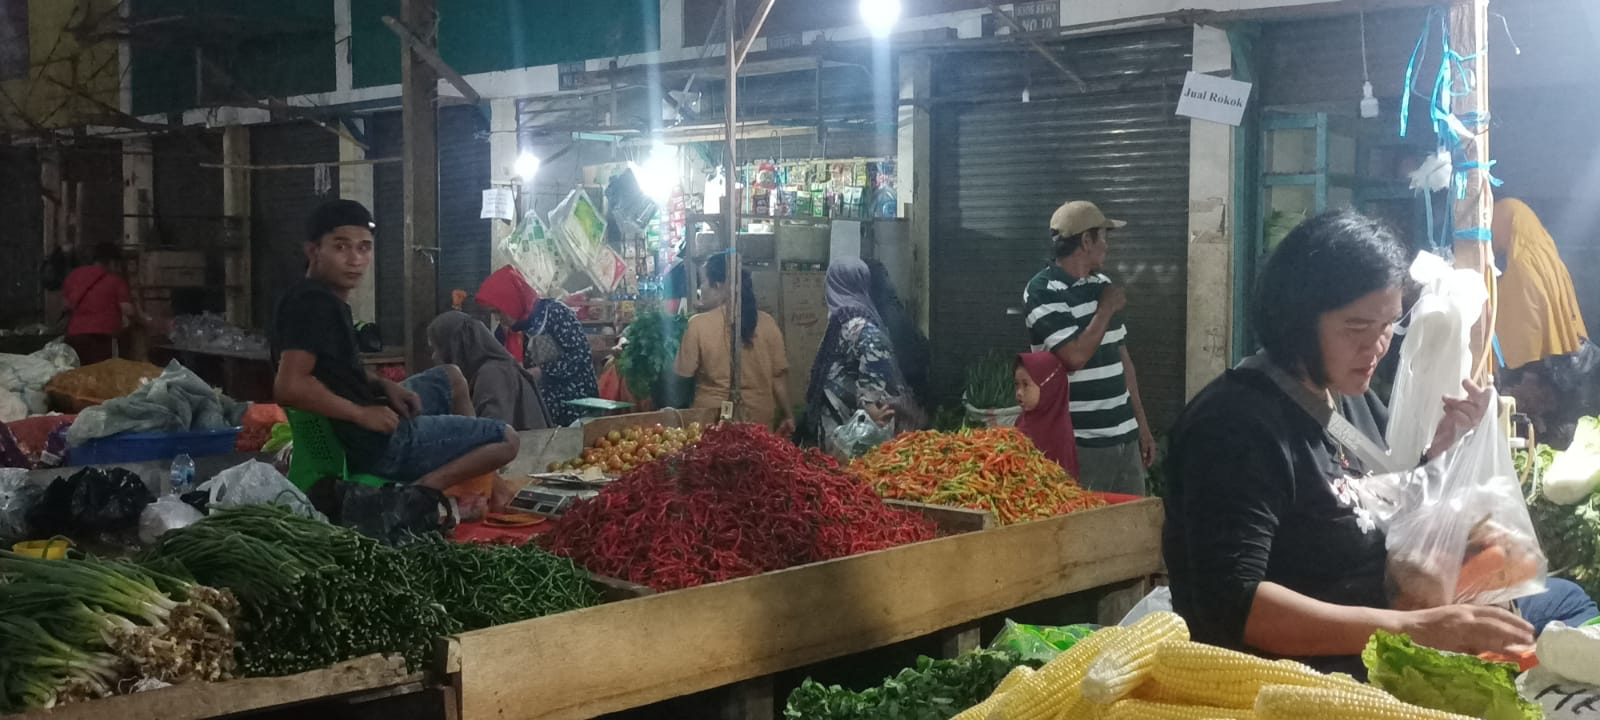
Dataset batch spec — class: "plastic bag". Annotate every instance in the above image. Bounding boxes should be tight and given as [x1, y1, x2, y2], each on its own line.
[0, 468, 42, 541]
[1361, 389, 1548, 609]
[829, 409, 893, 459]
[25, 466, 155, 539]
[198, 460, 321, 519]
[988, 621, 1099, 664]
[1385, 253, 1488, 465]
[137, 495, 203, 544]
[1118, 586, 1174, 626]
[335, 482, 452, 545]
[1518, 666, 1600, 720]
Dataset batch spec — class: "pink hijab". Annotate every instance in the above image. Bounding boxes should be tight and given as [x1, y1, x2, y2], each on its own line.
[1015, 352, 1080, 479]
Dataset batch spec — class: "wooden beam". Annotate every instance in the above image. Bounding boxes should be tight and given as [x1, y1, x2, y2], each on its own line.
[382, 16, 483, 106]
[1448, 0, 1496, 379]
[984, 1, 1089, 92]
[401, 0, 440, 372]
[733, 0, 778, 72]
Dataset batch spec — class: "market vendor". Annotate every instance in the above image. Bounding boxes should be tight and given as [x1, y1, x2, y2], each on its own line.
[1164, 209, 1598, 677]
[675, 251, 793, 431]
[476, 266, 599, 427]
[426, 310, 551, 431]
[272, 200, 522, 510]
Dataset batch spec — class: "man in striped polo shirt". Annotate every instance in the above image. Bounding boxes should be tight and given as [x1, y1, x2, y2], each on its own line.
[1022, 200, 1154, 495]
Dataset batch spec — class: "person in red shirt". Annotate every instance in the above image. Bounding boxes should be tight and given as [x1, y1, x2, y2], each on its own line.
[61, 243, 136, 365]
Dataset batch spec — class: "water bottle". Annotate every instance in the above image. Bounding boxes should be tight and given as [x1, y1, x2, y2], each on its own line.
[170, 453, 196, 495]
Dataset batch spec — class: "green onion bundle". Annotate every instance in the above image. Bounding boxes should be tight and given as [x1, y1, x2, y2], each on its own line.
[964, 351, 1018, 410]
[0, 552, 237, 712]
[142, 505, 455, 677]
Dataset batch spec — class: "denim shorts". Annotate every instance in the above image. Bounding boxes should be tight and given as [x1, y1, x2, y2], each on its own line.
[366, 367, 509, 483]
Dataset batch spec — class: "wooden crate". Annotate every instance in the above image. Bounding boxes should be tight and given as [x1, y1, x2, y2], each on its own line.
[885, 499, 997, 535]
[440, 498, 1164, 720]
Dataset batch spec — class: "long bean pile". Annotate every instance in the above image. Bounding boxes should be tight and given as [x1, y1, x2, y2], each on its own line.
[0, 551, 237, 712]
[397, 534, 600, 632]
[142, 505, 455, 676]
[853, 428, 1105, 525]
[542, 423, 937, 591]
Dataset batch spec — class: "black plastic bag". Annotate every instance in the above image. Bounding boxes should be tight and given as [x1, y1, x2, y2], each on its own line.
[26, 467, 155, 539]
[335, 482, 453, 545]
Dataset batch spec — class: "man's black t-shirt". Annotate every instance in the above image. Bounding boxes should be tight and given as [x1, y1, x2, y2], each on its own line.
[1163, 367, 1390, 677]
[270, 279, 389, 465]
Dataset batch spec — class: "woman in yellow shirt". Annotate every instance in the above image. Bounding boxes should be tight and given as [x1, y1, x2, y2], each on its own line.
[674, 252, 794, 432]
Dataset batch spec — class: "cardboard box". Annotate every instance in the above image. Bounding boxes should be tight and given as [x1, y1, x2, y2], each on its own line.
[780, 271, 827, 407]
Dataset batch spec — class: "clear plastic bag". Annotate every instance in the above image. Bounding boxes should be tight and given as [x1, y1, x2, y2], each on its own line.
[0, 468, 42, 541]
[1362, 389, 1548, 609]
[1385, 253, 1488, 465]
[138, 495, 203, 544]
[988, 620, 1099, 664]
[829, 409, 892, 459]
[198, 460, 322, 520]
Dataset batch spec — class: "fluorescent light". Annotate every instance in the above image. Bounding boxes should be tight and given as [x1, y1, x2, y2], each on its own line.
[514, 152, 541, 181]
[859, 0, 901, 38]
[633, 144, 679, 202]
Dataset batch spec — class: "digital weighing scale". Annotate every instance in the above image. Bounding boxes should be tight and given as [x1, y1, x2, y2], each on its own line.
[507, 473, 609, 517]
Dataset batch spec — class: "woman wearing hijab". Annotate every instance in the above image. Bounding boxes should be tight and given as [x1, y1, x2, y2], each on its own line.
[427, 311, 551, 431]
[675, 252, 793, 431]
[476, 266, 599, 427]
[804, 259, 907, 447]
[1494, 199, 1597, 447]
[1493, 198, 1588, 370]
[864, 259, 931, 407]
[1014, 352, 1080, 478]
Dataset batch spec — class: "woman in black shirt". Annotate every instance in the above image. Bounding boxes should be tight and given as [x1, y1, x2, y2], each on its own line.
[1164, 209, 1581, 674]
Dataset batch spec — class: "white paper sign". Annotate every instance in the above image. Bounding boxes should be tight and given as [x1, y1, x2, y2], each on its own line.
[480, 188, 515, 221]
[1175, 71, 1252, 127]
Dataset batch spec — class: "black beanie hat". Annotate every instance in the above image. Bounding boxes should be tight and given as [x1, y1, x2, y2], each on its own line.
[306, 199, 374, 243]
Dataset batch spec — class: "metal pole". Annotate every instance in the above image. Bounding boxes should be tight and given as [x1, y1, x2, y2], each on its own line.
[724, 0, 743, 419]
[1449, 0, 1496, 381]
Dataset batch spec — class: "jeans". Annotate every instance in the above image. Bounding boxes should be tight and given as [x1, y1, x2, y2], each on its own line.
[1517, 578, 1600, 634]
[1075, 439, 1147, 496]
[364, 367, 509, 483]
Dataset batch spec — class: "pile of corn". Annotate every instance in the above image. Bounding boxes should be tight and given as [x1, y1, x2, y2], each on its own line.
[953, 612, 1474, 719]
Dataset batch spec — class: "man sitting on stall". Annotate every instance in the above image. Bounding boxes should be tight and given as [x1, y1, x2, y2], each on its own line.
[271, 200, 521, 511]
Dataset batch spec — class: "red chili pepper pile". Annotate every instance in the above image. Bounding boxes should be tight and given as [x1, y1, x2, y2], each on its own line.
[540, 423, 937, 591]
[852, 427, 1106, 525]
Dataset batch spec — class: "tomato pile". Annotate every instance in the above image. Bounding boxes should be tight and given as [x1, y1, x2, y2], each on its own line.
[548, 422, 705, 474]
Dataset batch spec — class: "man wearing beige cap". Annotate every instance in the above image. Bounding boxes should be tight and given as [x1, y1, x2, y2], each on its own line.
[1022, 200, 1154, 495]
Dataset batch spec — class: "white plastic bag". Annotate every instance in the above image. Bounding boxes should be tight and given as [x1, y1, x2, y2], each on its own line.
[1519, 666, 1600, 719]
[829, 410, 893, 459]
[137, 495, 203, 544]
[1362, 389, 1548, 609]
[1118, 586, 1174, 627]
[1385, 252, 1488, 465]
[198, 460, 322, 519]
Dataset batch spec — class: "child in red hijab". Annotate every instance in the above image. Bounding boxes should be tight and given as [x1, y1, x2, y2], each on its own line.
[475, 266, 538, 363]
[1014, 352, 1080, 478]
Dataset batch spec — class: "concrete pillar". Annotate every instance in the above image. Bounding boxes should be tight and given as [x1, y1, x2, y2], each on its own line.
[897, 53, 932, 335]
[1184, 25, 1236, 398]
[488, 97, 519, 274]
[222, 127, 252, 327]
[340, 118, 377, 322]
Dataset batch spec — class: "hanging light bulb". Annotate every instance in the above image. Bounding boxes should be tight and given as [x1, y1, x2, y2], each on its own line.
[859, 0, 901, 39]
[514, 152, 541, 182]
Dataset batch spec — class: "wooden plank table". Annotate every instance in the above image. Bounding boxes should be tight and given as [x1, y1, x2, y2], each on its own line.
[441, 497, 1164, 720]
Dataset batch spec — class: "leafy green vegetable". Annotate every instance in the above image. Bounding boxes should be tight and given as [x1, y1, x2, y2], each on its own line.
[618, 307, 689, 403]
[963, 352, 1017, 410]
[1522, 443, 1600, 598]
[1362, 630, 1542, 720]
[783, 649, 1018, 720]
[1543, 417, 1600, 505]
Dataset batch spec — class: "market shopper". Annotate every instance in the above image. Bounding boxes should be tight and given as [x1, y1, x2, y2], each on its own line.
[1023, 201, 1153, 495]
[61, 242, 141, 365]
[426, 310, 552, 431]
[865, 258, 930, 407]
[1013, 352, 1080, 478]
[803, 258, 914, 451]
[476, 266, 599, 427]
[1163, 209, 1596, 677]
[1493, 198, 1597, 448]
[271, 200, 521, 509]
[675, 252, 793, 431]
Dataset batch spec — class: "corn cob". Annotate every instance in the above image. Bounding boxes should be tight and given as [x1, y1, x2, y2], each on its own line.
[1149, 641, 1377, 709]
[1099, 697, 1255, 720]
[995, 665, 1034, 694]
[1255, 684, 1475, 719]
[991, 626, 1125, 720]
[1081, 611, 1190, 704]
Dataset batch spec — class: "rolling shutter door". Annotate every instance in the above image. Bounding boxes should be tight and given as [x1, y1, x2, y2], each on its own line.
[929, 29, 1192, 430]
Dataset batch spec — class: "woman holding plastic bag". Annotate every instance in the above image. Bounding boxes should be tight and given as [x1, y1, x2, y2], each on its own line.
[1163, 209, 1595, 679]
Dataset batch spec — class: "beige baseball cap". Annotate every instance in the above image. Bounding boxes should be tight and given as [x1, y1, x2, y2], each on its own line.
[1049, 200, 1126, 237]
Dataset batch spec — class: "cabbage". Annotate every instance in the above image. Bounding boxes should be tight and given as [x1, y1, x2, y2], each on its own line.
[1363, 630, 1542, 720]
[1542, 417, 1600, 505]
